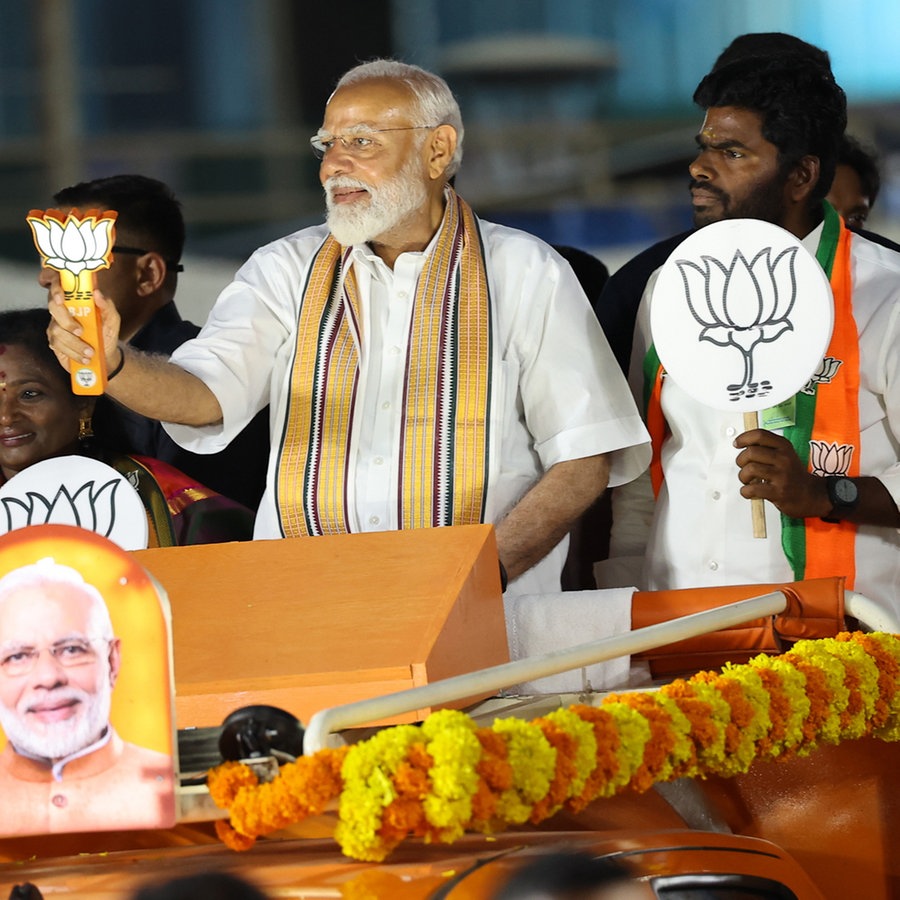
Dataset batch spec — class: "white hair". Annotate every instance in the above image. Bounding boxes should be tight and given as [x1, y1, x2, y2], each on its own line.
[334, 58, 464, 178]
[0, 558, 114, 641]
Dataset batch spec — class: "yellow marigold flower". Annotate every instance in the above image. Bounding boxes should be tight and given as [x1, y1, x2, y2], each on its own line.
[336, 724, 421, 861]
[790, 639, 851, 743]
[748, 655, 809, 754]
[601, 703, 651, 795]
[823, 638, 881, 736]
[209, 633, 900, 863]
[659, 679, 730, 768]
[492, 718, 555, 823]
[545, 707, 597, 798]
[859, 633, 900, 739]
[421, 709, 482, 841]
[695, 669, 770, 777]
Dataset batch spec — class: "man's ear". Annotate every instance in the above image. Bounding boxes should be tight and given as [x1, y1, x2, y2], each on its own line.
[425, 125, 458, 180]
[787, 155, 821, 203]
[107, 637, 122, 688]
[135, 252, 169, 297]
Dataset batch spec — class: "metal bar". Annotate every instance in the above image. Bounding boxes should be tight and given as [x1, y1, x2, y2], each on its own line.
[303, 590, 787, 754]
[845, 591, 899, 634]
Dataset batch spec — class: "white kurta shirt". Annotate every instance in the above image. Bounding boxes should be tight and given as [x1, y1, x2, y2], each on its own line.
[604, 224, 900, 619]
[166, 217, 651, 596]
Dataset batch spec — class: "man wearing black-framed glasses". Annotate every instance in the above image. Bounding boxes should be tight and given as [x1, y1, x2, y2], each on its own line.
[48, 60, 650, 597]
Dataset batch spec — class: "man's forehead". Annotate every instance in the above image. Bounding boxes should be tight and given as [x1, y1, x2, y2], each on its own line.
[699, 106, 766, 141]
[0, 584, 94, 629]
[323, 78, 416, 128]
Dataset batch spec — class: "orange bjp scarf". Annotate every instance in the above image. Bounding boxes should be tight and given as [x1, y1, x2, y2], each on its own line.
[276, 189, 493, 538]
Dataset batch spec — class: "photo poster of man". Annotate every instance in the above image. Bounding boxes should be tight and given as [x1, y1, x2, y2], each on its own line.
[0, 524, 177, 836]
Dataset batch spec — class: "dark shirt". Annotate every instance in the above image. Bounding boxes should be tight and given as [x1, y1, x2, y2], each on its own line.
[92, 302, 269, 511]
[593, 231, 691, 375]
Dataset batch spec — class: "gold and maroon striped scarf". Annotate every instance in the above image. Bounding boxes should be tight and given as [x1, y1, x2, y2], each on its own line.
[276, 190, 493, 537]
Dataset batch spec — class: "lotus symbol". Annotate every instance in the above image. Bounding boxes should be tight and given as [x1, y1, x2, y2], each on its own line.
[801, 356, 843, 396]
[676, 246, 798, 400]
[27, 210, 116, 276]
[0, 479, 122, 536]
[809, 440, 854, 477]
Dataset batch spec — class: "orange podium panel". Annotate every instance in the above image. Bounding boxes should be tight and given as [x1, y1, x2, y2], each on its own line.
[131, 524, 508, 730]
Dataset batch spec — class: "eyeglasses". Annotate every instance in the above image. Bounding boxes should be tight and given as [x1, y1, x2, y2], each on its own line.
[0, 639, 107, 677]
[114, 244, 185, 273]
[309, 125, 439, 160]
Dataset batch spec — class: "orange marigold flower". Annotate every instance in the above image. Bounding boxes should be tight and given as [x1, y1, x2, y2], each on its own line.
[659, 683, 720, 751]
[565, 706, 621, 811]
[782, 656, 832, 747]
[754, 667, 790, 754]
[380, 797, 426, 839]
[393, 760, 430, 798]
[529, 719, 578, 823]
[215, 818, 256, 852]
[471, 778, 499, 824]
[845, 633, 899, 725]
[609, 694, 674, 793]
[207, 761, 258, 809]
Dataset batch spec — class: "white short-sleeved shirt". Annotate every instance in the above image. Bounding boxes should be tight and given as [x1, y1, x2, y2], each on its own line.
[167, 218, 651, 595]
[606, 224, 900, 618]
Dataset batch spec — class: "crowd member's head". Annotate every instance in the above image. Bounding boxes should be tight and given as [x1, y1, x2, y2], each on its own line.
[827, 133, 882, 228]
[689, 39, 846, 236]
[38, 175, 185, 341]
[710, 31, 831, 72]
[0, 559, 120, 762]
[492, 852, 643, 900]
[313, 59, 462, 256]
[130, 871, 268, 900]
[0, 308, 91, 483]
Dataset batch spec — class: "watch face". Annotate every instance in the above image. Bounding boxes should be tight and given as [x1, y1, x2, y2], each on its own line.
[832, 477, 859, 505]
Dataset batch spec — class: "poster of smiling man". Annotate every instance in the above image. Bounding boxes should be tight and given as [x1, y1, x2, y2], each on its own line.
[0, 524, 176, 836]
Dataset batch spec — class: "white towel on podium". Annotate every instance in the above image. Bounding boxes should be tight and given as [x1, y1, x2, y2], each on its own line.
[502, 588, 635, 694]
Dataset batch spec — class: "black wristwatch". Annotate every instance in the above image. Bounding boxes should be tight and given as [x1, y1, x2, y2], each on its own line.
[821, 475, 859, 523]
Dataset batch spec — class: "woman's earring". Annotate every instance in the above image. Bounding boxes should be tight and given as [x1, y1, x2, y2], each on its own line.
[78, 412, 94, 446]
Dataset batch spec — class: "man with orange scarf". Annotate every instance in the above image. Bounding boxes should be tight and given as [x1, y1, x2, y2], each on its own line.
[47, 59, 650, 597]
[600, 43, 900, 619]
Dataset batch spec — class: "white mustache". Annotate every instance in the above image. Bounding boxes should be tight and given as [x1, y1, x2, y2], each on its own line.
[24, 688, 87, 715]
[325, 176, 372, 197]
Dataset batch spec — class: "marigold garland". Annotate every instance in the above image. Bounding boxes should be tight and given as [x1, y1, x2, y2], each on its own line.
[207, 632, 900, 861]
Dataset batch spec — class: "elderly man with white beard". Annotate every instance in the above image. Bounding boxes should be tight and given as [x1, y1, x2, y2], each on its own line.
[48, 59, 649, 596]
[0, 561, 173, 835]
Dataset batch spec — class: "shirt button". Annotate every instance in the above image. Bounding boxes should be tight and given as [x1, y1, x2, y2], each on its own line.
[725, 426, 736, 437]
[390, 346, 401, 356]
[708, 560, 719, 571]
[397, 290, 408, 300]
[374, 457, 384, 466]
[52, 794, 67, 808]
[711, 490, 721, 500]
[381, 401, 391, 410]
[369, 515, 380, 525]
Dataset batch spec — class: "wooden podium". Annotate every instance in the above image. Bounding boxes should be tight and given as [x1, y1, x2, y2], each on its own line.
[131, 524, 508, 730]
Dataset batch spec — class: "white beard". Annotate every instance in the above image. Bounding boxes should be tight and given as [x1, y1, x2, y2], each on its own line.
[0, 676, 112, 761]
[325, 156, 429, 247]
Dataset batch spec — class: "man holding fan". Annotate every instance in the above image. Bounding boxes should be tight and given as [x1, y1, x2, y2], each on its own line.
[603, 38, 900, 619]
